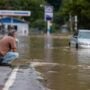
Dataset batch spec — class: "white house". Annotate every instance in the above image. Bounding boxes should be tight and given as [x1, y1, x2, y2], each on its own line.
[0, 17, 29, 36]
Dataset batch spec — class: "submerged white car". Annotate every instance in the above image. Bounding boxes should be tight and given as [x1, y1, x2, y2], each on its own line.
[69, 29, 90, 48]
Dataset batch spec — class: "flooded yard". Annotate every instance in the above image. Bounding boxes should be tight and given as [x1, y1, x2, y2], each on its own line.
[16, 34, 90, 90]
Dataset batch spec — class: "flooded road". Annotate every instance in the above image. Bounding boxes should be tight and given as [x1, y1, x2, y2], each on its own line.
[3, 34, 90, 90]
[28, 34, 90, 90]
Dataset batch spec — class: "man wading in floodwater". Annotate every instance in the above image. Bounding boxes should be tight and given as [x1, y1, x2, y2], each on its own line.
[0, 30, 19, 66]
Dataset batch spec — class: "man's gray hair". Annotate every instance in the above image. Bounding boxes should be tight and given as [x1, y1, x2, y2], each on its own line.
[8, 30, 16, 37]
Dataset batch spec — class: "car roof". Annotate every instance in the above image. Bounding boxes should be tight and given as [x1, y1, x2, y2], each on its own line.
[79, 29, 90, 32]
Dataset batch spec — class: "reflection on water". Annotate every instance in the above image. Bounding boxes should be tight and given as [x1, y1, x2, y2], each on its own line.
[77, 49, 90, 64]
[13, 36, 30, 66]
[44, 34, 52, 62]
[18, 36, 30, 58]
[18, 35, 90, 90]
[76, 49, 90, 90]
[70, 48, 90, 90]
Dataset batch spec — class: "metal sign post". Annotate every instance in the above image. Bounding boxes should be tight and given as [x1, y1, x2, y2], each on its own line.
[44, 5, 53, 35]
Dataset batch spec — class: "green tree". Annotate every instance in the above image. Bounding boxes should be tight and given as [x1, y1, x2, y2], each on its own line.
[10, 0, 46, 30]
[60, 0, 90, 29]
[45, 0, 62, 11]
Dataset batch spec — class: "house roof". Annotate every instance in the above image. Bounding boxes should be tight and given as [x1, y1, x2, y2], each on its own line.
[0, 17, 26, 23]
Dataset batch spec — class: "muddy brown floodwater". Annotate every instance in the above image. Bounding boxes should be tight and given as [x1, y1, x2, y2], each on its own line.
[15, 34, 90, 90]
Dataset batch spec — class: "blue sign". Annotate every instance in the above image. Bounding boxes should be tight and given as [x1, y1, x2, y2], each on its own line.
[44, 5, 53, 21]
[0, 10, 31, 16]
[46, 15, 52, 20]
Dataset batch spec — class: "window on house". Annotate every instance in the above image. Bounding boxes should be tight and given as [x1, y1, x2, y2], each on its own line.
[13, 25, 17, 31]
[8, 25, 17, 31]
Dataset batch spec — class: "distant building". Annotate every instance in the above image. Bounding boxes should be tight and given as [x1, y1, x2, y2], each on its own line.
[60, 24, 69, 33]
[0, 17, 29, 36]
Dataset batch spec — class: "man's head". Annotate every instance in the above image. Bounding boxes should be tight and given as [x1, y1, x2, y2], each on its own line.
[8, 30, 16, 37]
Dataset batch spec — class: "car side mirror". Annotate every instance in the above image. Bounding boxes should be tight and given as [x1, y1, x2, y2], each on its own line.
[73, 35, 77, 38]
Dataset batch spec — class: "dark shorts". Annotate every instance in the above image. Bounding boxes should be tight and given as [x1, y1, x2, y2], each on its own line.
[0, 57, 4, 63]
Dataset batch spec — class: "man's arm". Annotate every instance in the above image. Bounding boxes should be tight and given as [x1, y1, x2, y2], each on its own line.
[12, 48, 16, 52]
[10, 38, 17, 52]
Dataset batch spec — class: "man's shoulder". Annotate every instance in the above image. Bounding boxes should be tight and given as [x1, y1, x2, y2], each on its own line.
[4, 36, 15, 41]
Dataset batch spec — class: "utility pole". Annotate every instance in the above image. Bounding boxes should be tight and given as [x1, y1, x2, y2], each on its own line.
[74, 15, 78, 31]
[69, 0, 73, 33]
[69, 13, 73, 33]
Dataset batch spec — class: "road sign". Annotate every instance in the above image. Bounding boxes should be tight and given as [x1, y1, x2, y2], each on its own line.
[44, 5, 53, 21]
[0, 10, 31, 16]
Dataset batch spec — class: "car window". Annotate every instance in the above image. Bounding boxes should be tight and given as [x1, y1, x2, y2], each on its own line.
[78, 31, 90, 39]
